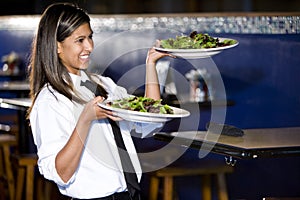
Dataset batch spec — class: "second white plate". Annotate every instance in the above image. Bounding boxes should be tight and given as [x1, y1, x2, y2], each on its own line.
[98, 103, 190, 123]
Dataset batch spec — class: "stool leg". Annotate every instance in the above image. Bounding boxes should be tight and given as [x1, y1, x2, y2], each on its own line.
[201, 174, 211, 200]
[25, 165, 35, 200]
[163, 176, 173, 200]
[36, 176, 42, 200]
[44, 180, 53, 200]
[0, 148, 4, 177]
[149, 176, 159, 200]
[217, 173, 229, 200]
[0, 148, 5, 200]
[36, 175, 53, 200]
[3, 145, 15, 200]
[15, 167, 25, 200]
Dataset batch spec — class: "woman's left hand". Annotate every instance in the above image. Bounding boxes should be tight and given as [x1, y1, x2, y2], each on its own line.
[146, 41, 175, 65]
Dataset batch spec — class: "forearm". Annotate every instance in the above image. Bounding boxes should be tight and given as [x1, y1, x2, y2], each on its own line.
[145, 62, 160, 100]
[145, 47, 173, 100]
[55, 115, 91, 182]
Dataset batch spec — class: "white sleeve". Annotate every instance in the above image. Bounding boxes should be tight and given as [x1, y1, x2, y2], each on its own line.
[99, 76, 130, 101]
[30, 95, 76, 187]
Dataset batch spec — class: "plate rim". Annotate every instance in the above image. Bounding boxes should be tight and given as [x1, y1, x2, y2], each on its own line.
[98, 103, 190, 119]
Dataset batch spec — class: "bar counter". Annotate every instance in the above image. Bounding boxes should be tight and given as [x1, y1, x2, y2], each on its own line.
[154, 127, 300, 160]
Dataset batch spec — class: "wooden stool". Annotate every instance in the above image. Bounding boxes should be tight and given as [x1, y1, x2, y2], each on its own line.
[0, 130, 17, 200]
[12, 154, 69, 200]
[11, 153, 38, 200]
[149, 161, 234, 200]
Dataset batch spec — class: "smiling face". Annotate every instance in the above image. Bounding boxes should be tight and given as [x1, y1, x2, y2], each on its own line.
[57, 23, 94, 74]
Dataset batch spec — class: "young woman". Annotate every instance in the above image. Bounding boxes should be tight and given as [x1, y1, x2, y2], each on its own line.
[28, 3, 171, 200]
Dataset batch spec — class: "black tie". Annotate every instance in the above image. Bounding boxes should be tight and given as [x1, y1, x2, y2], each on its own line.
[80, 79, 108, 99]
[108, 118, 141, 198]
[80, 79, 141, 198]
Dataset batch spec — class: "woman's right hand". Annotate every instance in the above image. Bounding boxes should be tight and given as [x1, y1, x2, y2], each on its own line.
[80, 96, 112, 123]
[81, 96, 121, 123]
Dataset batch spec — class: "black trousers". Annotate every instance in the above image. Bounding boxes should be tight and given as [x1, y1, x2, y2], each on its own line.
[72, 191, 141, 200]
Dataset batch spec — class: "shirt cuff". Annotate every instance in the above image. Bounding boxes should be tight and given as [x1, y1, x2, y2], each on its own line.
[37, 155, 76, 187]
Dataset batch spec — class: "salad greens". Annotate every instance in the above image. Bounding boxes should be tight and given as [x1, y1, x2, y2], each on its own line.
[160, 31, 237, 49]
[110, 96, 174, 114]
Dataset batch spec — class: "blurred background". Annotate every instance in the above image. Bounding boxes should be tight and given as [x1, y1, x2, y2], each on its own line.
[1, 0, 300, 15]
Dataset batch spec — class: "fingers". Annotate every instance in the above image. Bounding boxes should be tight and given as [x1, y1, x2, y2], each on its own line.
[149, 46, 175, 59]
[101, 107, 123, 121]
[107, 115, 123, 121]
[147, 48, 164, 63]
[94, 96, 105, 103]
[155, 39, 161, 47]
[92, 97, 123, 121]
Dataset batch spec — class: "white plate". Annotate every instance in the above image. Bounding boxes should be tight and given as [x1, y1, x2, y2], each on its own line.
[98, 103, 190, 123]
[155, 38, 238, 59]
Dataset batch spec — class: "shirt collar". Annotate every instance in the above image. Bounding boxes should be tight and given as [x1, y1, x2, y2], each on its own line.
[69, 70, 90, 85]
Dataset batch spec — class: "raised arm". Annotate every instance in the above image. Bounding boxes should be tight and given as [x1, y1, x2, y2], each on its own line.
[145, 47, 174, 100]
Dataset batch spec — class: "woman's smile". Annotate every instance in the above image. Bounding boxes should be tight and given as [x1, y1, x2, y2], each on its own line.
[79, 53, 91, 63]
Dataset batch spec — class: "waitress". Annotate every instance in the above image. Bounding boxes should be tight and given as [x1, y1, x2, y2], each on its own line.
[27, 3, 171, 200]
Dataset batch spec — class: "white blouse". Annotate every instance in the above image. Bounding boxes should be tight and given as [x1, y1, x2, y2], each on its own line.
[30, 71, 161, 199]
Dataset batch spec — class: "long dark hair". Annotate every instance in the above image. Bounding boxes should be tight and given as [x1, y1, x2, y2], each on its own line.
[27, 3, 107, 116]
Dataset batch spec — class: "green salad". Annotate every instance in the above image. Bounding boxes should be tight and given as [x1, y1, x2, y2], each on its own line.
[110, 96, 174, 114]
[160, 31, 237, 49]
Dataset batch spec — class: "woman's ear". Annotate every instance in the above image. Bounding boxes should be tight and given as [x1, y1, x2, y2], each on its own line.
[57, 42, 62, 54]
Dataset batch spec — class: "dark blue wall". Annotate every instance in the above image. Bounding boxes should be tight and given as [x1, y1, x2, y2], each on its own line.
[215, 34, 300, 128]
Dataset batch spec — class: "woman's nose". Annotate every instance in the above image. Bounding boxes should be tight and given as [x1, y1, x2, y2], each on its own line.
[85, 40, 94, 51]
